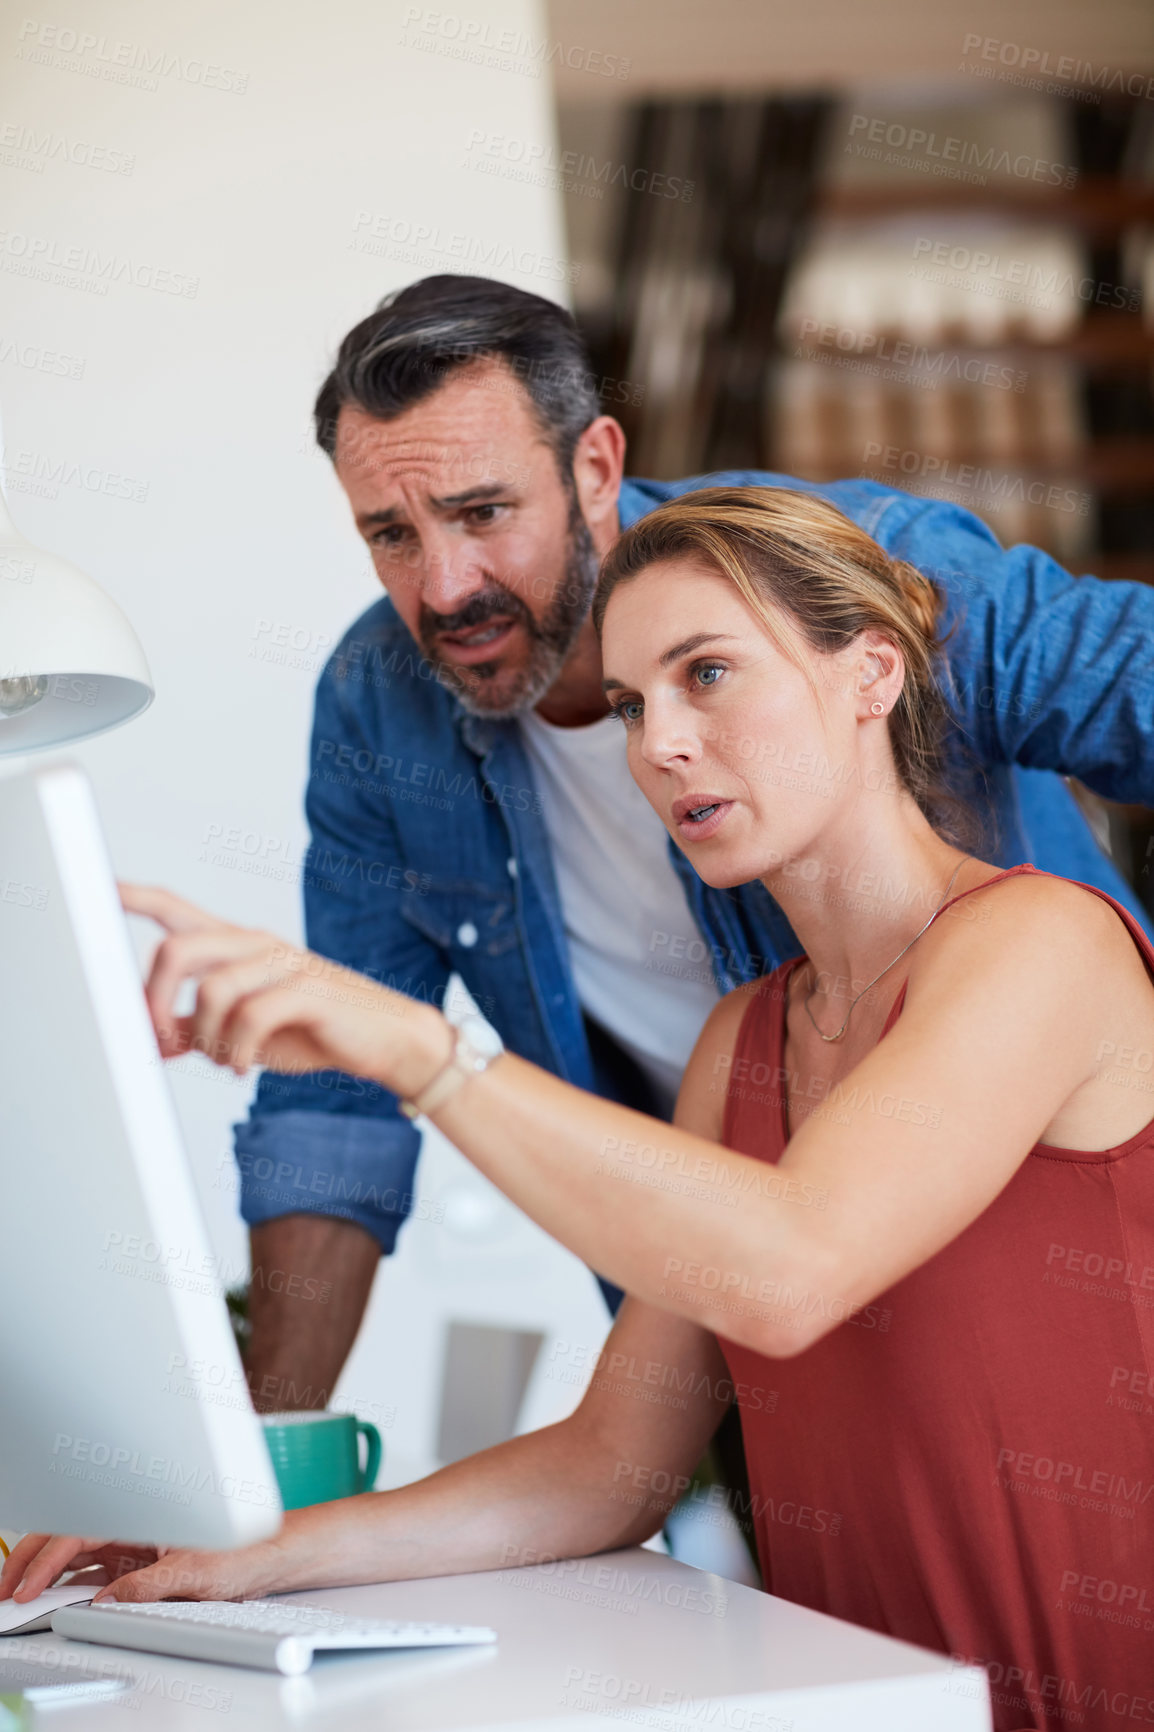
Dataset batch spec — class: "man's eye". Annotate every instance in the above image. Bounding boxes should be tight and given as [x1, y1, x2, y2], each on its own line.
[371, 526, 406, 547]
[469, 503, 502, 524]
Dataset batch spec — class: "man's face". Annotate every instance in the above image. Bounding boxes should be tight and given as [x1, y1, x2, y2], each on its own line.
[333, 358, 598, 717]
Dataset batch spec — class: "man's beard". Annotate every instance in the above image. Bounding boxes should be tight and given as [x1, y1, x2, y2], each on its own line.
[418, 504, 599, 720]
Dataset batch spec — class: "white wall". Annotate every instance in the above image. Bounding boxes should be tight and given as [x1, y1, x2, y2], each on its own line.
[0, 0, 610, 1482]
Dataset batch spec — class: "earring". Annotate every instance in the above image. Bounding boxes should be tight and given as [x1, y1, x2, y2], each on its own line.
[870, 701, 885, 716]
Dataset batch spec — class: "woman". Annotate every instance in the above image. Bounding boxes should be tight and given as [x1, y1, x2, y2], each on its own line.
[5, 489, 1154, 1732]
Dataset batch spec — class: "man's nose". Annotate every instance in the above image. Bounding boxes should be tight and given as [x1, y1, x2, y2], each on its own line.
[415, 527, 488, 613]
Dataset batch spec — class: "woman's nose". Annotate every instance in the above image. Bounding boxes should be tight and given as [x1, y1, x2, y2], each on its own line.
[639, 706, 700, 770]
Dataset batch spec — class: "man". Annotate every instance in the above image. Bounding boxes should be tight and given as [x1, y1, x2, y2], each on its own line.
[235, 272, 1154, 1414]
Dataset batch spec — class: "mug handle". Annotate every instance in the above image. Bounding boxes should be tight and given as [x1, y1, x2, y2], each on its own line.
[355, 1422, 382, 1493]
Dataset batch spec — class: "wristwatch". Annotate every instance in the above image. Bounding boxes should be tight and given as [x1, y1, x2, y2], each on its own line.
[398, 1013, 505, 1121]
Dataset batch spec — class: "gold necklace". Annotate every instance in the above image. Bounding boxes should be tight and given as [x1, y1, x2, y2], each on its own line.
[802, 859, 966, 1043]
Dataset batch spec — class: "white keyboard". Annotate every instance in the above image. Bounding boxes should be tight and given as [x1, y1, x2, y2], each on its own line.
[51, 1599, 498, 1675]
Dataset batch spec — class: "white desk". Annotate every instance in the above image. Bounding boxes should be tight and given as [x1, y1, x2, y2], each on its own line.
[6, 1549, 992, 1730]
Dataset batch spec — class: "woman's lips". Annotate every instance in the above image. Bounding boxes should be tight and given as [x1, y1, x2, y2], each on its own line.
[435, 619, 519, 664]
[675, 800, 734, 842]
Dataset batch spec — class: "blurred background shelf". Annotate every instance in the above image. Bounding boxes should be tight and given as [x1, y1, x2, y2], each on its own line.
[791, 439, 1154, 489]
[818, 178, 1154, 228]
[554, 66, 1154, 906]
[792, 312, 1154, 366]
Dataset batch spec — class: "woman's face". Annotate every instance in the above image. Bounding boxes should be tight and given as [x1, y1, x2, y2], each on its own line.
[600, 557, 896, 889]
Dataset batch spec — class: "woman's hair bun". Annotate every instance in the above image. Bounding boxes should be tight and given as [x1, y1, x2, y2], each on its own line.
[891, 557, 941, 644]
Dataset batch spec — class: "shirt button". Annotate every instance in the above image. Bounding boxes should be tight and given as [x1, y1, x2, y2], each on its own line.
[507, 857, 518, 878]
[457, 921, 478, 948]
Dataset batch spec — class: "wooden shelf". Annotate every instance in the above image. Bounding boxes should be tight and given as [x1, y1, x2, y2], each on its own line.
[784, 439, 1154, 494]
[818, 177, 1154, 234]
[783, 314, 1154, 370]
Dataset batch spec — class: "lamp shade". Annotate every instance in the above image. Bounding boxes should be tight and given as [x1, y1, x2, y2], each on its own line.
[0, 487, 153, 753]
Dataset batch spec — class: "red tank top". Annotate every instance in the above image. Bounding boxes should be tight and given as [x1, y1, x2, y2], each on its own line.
[720, 866, 1154, 1732]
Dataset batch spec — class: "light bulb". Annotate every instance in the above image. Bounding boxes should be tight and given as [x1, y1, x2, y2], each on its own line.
[0, 674, 48, 717]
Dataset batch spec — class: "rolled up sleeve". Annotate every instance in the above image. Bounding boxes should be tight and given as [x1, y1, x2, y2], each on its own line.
[233, 1098, 422, 1253]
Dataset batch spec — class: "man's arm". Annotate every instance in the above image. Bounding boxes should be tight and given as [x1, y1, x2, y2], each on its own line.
[890, 497, 1154, 804]
[235, 645, 451, 1408]
[245, 1217, 380, 1412]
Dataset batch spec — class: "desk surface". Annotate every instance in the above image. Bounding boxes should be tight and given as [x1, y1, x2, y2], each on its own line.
[5, 1549, 992, 1731]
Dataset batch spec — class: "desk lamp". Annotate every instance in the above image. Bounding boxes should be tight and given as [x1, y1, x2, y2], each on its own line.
[0, 483, 153, 753]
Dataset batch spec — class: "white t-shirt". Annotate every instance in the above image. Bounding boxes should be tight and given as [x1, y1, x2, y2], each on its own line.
[519, 708, 721, 1118]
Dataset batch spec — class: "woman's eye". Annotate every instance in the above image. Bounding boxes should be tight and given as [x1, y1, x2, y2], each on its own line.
[694, 662, 725, 688]
[613, 700, 644, 726]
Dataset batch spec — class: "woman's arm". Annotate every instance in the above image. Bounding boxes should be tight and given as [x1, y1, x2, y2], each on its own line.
[426, 875, 1142, 1354]
[0, 1302, 731, 1603]
[2, 1044, 737, 1606]
[122, 874, 1141, 1360]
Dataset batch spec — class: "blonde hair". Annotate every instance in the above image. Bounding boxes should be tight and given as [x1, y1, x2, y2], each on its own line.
[593, 486, 973, 845]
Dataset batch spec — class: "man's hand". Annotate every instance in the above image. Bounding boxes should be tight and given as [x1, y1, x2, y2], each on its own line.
[119, 884, 449, 1097]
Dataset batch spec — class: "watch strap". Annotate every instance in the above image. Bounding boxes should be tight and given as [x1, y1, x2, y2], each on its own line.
[399, 1027, 498, 1120]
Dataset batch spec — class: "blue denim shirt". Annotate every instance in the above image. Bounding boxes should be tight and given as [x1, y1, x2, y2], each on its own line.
[234, 471, 1154, 1251]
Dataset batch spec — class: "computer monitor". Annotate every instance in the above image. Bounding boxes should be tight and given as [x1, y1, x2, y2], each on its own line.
[0, 763, 282, 1547]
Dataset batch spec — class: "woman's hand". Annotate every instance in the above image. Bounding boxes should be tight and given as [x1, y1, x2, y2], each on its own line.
[0, 1532, 283, 1604]
[119, 884, 449, 1098]
[1, 1534, 156, 1602]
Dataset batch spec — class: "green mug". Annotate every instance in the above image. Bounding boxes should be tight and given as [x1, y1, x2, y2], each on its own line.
[260, 1412, 382, 1510]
